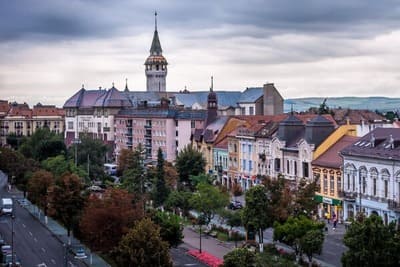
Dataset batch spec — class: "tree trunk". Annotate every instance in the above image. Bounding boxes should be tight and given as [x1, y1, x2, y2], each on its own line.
[258, 229, 264, 253]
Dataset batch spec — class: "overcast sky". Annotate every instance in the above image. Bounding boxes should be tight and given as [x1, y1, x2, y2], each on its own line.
[1, 0, 400, 107]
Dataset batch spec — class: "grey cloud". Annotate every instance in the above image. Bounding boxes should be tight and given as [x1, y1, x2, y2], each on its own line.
[2, 0, 400, 43]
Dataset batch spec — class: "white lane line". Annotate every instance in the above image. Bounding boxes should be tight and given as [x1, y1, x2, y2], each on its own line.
[41, 247, 46, 253]
[29, 231, 33, 236]
[34, 237, 38, 242]
[22, 223, 26, 228]
[51, 259, 56, 265]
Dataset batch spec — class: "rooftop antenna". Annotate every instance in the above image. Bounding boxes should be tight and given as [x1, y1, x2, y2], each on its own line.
[125, 78, 129, 90]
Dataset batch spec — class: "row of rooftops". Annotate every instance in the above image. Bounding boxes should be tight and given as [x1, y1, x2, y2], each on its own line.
[62, 86, 266, 110]
[0, 100, 65, 118]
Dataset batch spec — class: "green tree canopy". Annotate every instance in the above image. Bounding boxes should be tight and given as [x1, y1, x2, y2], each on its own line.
[114, 217, 172, 267]
[300, 229, 324, 265]
[41, 155, 87, 179]
[342, 214, 400, 267]
[152, 147, 169, 207]
[189, 182, 229, 227]
[273, 216, 324, 259]
[223, 248, 256, 267]
[19, 128, 66, 161]
[293, 178, 318, 218]
[175, 145, 205, 189]
[164, 190, 193, 215]
[242, 185, 273, 252]
[152, 211, 183, 247]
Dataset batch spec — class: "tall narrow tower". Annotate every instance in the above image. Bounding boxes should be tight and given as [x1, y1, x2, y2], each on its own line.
[145, 12, 168, 92]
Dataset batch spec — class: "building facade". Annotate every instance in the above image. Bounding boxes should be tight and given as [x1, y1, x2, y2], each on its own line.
[341, 128, 400, 225]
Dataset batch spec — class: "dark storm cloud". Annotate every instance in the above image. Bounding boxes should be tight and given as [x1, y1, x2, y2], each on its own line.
[1, 0, 400, 43]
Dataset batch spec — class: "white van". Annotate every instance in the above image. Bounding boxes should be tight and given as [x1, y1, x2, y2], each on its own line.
[104, 163, 117, 176]
[1, 198, 13, 215]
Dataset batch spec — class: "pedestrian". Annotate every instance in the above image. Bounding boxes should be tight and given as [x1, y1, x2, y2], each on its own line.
[333, 219, 337, 230]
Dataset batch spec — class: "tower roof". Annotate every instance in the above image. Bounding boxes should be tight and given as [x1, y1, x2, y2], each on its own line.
[150, 12, 162, 55]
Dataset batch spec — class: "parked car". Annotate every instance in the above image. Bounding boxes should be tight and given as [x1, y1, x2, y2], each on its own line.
[1, 246, 11, 255]
[72, 246, 87, 259]
[228, 200, 243, 210]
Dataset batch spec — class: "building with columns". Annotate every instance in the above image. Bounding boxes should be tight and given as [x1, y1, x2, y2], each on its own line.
[340, 128, 400, 225]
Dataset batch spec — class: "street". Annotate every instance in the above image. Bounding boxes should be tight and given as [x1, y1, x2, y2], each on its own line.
[0, 171, 84, 267]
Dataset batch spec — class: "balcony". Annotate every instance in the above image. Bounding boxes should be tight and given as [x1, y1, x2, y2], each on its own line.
[338, 190, 357, 201]
[388, 199, 400, 212]
[103, 127, 110, 132]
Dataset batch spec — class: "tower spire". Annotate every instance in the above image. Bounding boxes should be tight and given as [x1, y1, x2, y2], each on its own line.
[210, 76, 214, 92]
[155, 11, 157, 31]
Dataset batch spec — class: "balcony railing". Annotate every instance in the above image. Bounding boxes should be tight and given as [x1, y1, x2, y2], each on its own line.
[388, 199, 400, 212]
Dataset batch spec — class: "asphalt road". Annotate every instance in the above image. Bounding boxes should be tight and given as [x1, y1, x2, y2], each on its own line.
[0, 172, 84, 267]
[170, 247, 208, 267]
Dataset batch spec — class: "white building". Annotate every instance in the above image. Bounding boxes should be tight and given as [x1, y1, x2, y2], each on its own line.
[341, 128, 400, 225]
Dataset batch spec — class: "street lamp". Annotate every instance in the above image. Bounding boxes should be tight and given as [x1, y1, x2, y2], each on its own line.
[11, 214, 15, 266]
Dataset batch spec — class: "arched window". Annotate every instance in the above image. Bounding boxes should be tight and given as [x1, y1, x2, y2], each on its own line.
[370, 168, 378, 196]
[360, 166, 367, 194]
[381, 169, 390, 198]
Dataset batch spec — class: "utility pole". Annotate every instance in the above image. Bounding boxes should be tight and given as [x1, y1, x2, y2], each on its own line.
[11, 214, 15, 266]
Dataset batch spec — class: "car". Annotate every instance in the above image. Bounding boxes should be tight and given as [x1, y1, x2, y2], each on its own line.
[228, 200, 243, 210]
[1, 245, 11, 255]
[17, 198, 29, 207]
[72, 246, 87, 259]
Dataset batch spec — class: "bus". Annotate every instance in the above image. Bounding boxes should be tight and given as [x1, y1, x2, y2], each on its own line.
[104, 163, 117, 176]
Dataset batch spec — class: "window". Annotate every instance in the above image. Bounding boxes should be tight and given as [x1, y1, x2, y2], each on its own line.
[242, 144, 246, 153]
[176, 130, 178, 137]
[287, 160, 290, 174]
[242, 160, 247, 171]
[330, 175, 335, 195]
[302, 162, 309, 178]
[294, 162, 297, 175]
[384, 180, 388, 198]
[68, 122, 73, 130]
[373, 179, 377, 196]
[249, 161, 252, 171]
[362, 177, 366, 194]
[175, 120, 178, 127]
[275, 158, 281, 172]
[241, 107, 245, 115]
[234, 144, 237, 153]
[347, 173, 350, 190]
[337, 175, 341, 193]
[191, 120, 195, 128]
[249, 106, 254, 115]
[248, 145, 252, 154]
[323, 174, 328, 194]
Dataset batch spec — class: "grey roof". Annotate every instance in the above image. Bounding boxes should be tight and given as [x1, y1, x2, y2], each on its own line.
[124, 91, 164, 107]
[150, 30, 162, 54]
[174, 91, 242, 109]
[238, 87, 263, 103]
[63, 87, 131, 108]
[341, 128, 400, 160]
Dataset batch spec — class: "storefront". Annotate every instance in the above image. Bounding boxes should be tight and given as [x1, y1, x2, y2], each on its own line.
[314, 194, 343, 222]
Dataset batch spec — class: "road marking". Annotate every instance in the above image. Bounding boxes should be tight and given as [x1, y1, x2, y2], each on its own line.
[29, 231, 33, 236]
[41, 247, 46, 253]
[22, 223, 26, 228]
[34, 237, 38, 242]
[51, 259, 56, 265]
[37, 263, 47, 267]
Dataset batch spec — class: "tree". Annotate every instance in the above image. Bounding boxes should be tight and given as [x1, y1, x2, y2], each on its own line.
[273, 216, 324, 261]
[190, 182, 229, 253]
[164, 190, 193, 216]
[164, 162, 178, 189]
[221, 209, 243, 247]
[264, 176, 293, 223]
[69, 133, 109, 179]
[79, 188, 142, 253]
[117, 148, 136, 176]
[27, 170, 54, 217]
[189, 173, 214, 188]
[231, 182, 243, 200]
[19, 128, 66, 161]
[48, 173, 85, 238]
[190, 183, 229, 228]
[152, 148, 169, 207]
[223, 248, 256, 267]
[41, 155, 87, 179]
[342, 214, 400, 267]
[175, 145, 205, 189]
[152, 211, 183, 247]
[300, 229, 324, 266]
[242, 185, 273, 252]
[114, 218, 173, 267]
[293, 178, 318, 218]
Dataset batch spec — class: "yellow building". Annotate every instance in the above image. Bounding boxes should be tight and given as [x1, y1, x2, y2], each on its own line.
[312, 125, 358, 222]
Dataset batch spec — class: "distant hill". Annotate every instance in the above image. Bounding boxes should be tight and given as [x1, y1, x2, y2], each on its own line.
[284, 97, 400, 113]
